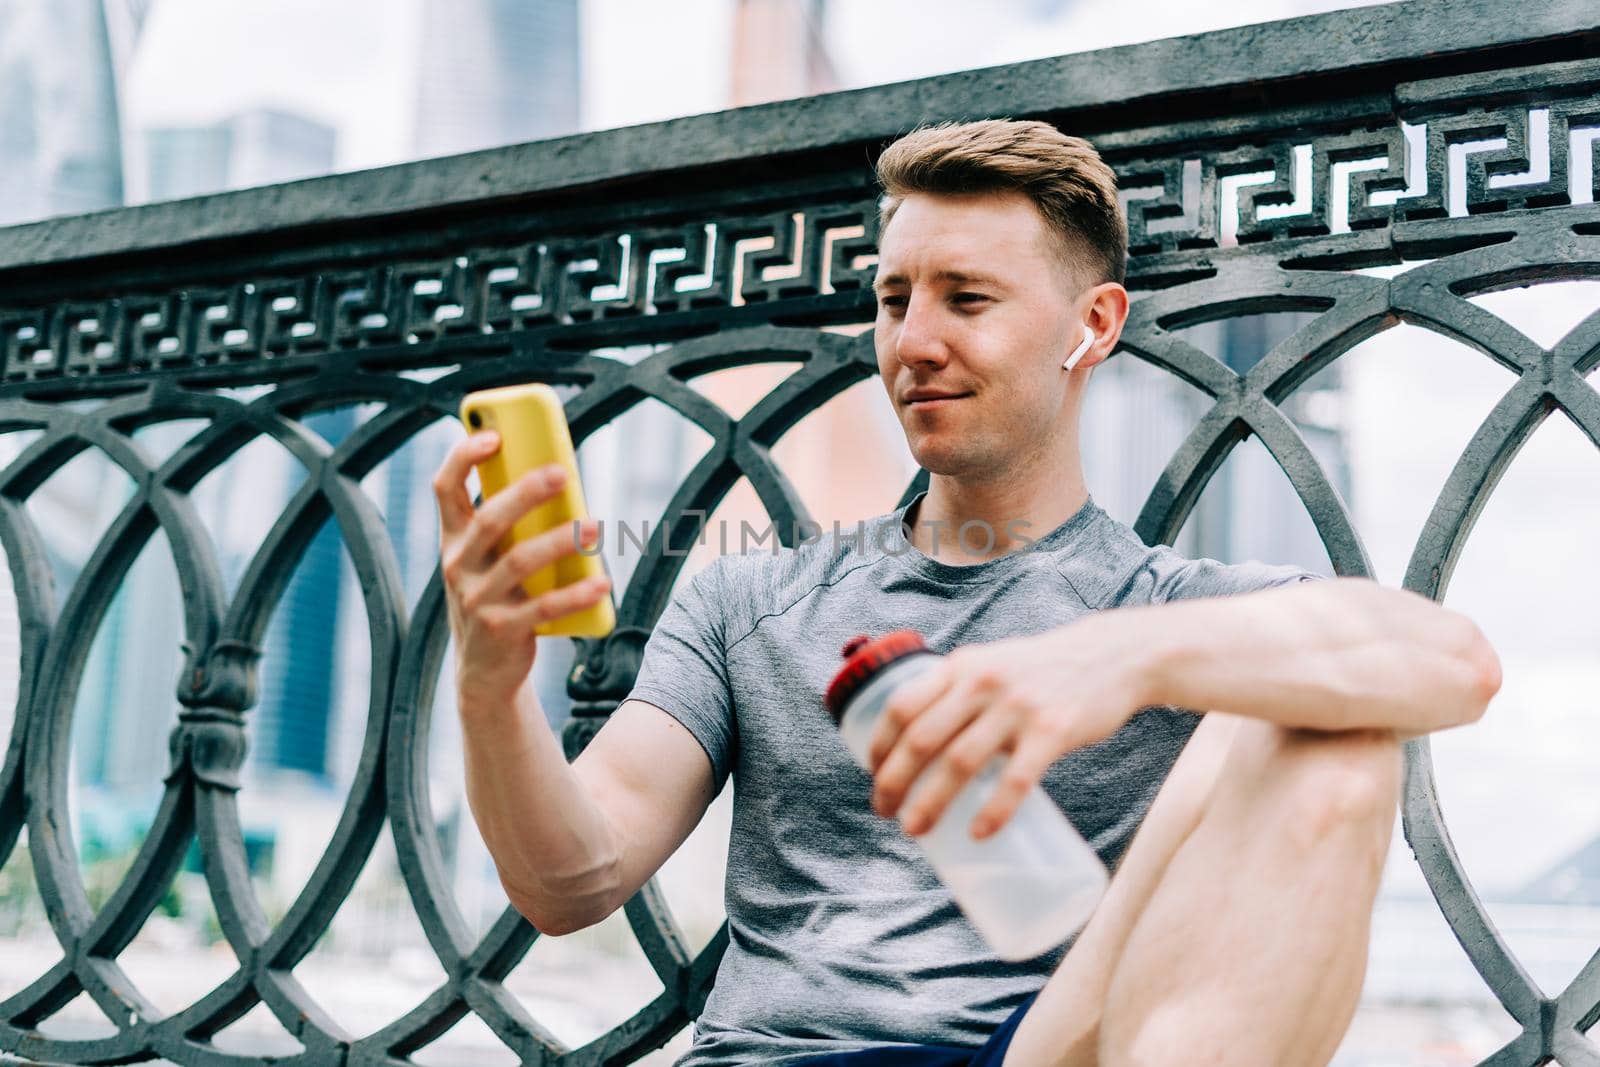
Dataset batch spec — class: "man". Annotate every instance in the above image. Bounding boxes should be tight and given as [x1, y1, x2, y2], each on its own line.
[433, 120, 1501, 1066]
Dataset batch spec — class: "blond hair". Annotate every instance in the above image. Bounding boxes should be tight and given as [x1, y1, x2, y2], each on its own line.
[875, 119, 1127, 286]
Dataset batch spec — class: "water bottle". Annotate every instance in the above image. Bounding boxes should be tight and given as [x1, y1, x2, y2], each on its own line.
[823, 630, 1108, 960]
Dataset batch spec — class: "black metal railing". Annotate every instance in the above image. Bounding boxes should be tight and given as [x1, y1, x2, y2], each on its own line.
[1, 0, 1599, 1062]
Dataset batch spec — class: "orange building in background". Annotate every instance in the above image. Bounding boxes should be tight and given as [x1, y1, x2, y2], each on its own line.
[690, 0, 916, 571]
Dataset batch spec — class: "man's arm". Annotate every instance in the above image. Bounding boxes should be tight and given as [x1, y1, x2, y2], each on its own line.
[866, 576, 1501, 839]
[435, 429, 717, 936]
[461, 687, 716, 936]
[1136, 576, 1501, 739]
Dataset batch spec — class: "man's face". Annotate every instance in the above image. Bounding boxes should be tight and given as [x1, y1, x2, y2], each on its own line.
[872, 190, 1081, 481]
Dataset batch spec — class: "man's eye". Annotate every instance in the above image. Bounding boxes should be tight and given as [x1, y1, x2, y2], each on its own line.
[953, 292, 990, 306]
[878, 295, 907, 310]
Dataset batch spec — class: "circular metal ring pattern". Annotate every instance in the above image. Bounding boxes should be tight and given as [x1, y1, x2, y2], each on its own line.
[0, 207, 1596, 1066]
[1388, 215, 1600, 1065]
[1113, 210, 1600, 1064]
[0, 406, 61, 882]
[7, 387, 234, 1064]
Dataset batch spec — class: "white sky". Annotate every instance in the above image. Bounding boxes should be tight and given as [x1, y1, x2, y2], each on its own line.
[124, 0, 1397, 178]
[124, 0, 419, 181]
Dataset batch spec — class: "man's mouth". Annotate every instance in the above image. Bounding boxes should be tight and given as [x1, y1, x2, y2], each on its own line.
[905, 392, 973, 407]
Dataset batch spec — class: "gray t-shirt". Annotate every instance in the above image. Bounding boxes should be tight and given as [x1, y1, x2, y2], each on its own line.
[627, 492, 1318, 1066]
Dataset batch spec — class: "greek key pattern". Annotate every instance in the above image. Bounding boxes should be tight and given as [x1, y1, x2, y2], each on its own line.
[4, 75, 1600, 391]
[0, 202, 882, 386]
[1118, 90, 1600, 254]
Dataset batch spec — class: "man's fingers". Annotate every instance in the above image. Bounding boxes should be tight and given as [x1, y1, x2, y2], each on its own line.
[865, 664, 954, 772]
[433, 431, 500, 538]
[894, 709, 1016, 836]
[459, 463, 568, 567]
[480, 518, 601, 603]
[510, 574, 613, 630]
[971, 737, 1061, 839]
[871, 686, 983, 819]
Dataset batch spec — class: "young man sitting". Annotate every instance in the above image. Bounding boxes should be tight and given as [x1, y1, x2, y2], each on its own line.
[433, 119, 1500, 1067]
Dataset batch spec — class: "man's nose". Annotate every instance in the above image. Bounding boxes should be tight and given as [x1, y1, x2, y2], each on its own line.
[894, 295, 949, 368]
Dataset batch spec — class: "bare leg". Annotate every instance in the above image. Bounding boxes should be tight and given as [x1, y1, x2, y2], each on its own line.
[1003, 714, 1401, 1067]
[1003, 711, 1248, 1067]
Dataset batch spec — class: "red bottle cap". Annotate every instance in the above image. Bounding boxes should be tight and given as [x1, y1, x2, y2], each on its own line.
[823, 630, 930, 722]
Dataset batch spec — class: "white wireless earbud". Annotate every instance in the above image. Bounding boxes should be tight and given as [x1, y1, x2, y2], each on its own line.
[1063, 326, 1096, 371]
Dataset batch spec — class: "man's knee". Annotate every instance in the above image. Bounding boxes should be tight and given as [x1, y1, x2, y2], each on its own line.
[1268, 727, 1403, 855]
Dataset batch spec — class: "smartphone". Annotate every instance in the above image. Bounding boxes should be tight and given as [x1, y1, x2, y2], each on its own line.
[458, 383, 615, 638]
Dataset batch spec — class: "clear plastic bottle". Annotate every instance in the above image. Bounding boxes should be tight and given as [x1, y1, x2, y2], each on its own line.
[824, 630, 1108, 960]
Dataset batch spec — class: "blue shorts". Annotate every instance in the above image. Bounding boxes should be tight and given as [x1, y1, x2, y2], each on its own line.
[790, 992, 1037, 1066]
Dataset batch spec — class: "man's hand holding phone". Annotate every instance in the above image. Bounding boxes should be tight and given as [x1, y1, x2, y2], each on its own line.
[434, 430, 611, 710]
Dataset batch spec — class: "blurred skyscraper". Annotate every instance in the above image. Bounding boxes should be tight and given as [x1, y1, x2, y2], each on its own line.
[251, 409, 356, 781]
[87, 110, 345, 796]
[146, 109, 337, 201]
[1082, 312, 1350, 570]
[0, 1, 127, 225]
[412, 0, 581, 157]
[1210, 314, 1350, 570]
[731, 0, 836, 104]
[0, 0, 156, 807]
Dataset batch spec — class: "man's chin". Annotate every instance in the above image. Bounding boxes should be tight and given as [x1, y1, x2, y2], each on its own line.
[907, 446, 981, 478]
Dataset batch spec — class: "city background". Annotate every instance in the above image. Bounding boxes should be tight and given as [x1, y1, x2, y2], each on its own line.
[0, 0, 1596, 1063]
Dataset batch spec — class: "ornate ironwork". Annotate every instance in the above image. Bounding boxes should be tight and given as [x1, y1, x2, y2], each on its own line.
[0, 0, 1598, 1062]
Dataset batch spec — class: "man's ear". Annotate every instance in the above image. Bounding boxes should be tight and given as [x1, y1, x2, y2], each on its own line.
[1076, 282, 1130, 369]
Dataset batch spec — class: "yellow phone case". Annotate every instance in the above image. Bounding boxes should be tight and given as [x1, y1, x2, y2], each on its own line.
[459, 383, 616, 638]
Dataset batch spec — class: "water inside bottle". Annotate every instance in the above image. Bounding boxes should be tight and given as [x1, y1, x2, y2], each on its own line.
[937, 860, 1106, 959]
[902, 772, 1105, 959]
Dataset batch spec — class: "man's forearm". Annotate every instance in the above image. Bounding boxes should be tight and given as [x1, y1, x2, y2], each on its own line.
[458, 679, 623, 934]
[1129, 577, 1501, 737]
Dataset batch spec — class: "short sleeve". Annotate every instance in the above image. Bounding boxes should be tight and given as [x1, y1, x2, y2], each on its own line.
[626, 557, 737, 792]
[1121, 544, 1324, 606]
